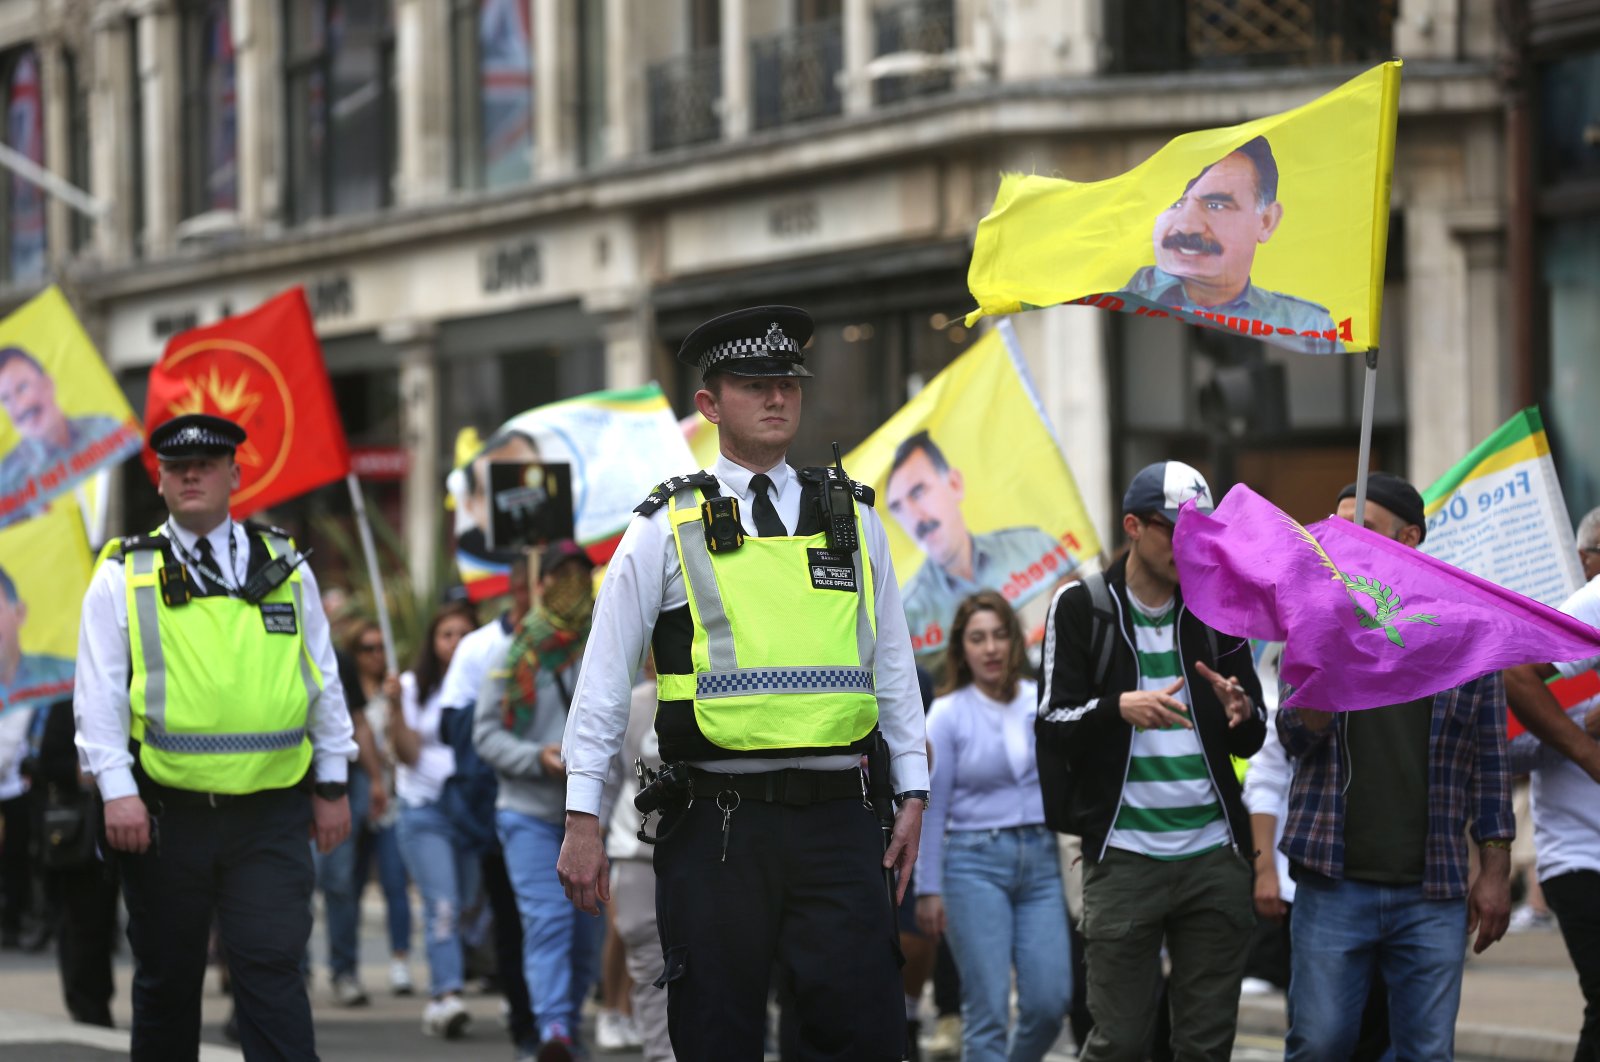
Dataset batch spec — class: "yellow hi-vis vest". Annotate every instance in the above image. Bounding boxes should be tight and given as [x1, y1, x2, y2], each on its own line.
[654, 488, 879, 760]
[108, 526, 321, 794]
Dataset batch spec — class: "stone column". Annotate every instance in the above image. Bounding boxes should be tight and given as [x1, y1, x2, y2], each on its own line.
[88, 14, 131, 262]
[30, 38, 75, 273]
[1009, 305, 1114, 550]
[603, 0, 639, 160]
[232, 0, 280, 228]
[840, 0, 871, 115]
[394, 0, 452, 204]
[719, 0, 749, 140]
[134, 0, 181, 256]
[1402, 205, 1471, 485]
[533, 0, 576, 179]
[595, 301, 653, 390]
[390, 323, 440, 596]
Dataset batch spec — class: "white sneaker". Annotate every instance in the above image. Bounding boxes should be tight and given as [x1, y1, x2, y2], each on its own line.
[332, 974, 369, 1007]
[1238, 976, 1277, 997]
[620, 1012, 643, 1049]
[388, 958, 414, 996]
[596, 1010, 629, 1052]
[422, 994, 471, 1039]
[1508, 904, 1556, 933]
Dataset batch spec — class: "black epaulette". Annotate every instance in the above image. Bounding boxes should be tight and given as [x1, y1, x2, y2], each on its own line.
[798, 467, 876, 507]
[244, 519, 293, 540]
[635, 472, 721, 516]
[120, 534, 169, 555]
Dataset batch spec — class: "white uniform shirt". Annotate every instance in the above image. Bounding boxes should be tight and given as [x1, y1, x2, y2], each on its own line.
[562, 454, 929, 816]
[74, 518, 357, 802]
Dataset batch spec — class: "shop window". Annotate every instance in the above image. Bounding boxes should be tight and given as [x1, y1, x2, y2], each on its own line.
[181, 0, 239, 218]
[2, 48, 45, 284]
[452, 0, 533, 190]
[284, 0, 396, 223]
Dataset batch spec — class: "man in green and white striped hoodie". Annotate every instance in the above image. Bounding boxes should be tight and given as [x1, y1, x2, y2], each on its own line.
[1038, 461, 1267, 1061]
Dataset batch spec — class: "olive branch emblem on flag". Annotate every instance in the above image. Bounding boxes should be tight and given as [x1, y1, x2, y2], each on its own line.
[1283, 515, 1440, 647]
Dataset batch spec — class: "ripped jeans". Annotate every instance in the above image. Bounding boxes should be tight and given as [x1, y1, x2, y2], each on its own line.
[397, 800, 482, 998]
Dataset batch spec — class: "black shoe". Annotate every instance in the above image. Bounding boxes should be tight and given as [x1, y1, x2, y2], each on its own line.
[906, 1018, 922, 1062]
[223, 1009, 239, 1043]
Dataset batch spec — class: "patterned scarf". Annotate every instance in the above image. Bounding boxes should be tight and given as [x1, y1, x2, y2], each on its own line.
[501, 573, 592, 736]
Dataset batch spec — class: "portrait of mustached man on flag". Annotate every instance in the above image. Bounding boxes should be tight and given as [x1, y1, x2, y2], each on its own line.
[143, 288, 351, 518]
[966, 61, 1401, 356]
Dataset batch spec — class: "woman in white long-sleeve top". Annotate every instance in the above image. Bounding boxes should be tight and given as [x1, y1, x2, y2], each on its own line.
[915, 590, 1071, 1062]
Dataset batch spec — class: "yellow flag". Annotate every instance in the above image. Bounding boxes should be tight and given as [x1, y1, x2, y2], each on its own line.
[966, 61, 1402, 355]
[844, 323, 1101, 659]
[0, 286, 142, 529]
[0, 497, 90, 716]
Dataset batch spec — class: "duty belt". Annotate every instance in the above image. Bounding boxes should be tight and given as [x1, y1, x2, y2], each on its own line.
[687, 766, 864, 806]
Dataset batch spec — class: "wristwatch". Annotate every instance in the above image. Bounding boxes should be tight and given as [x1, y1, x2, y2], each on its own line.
[894, 790, 930, 807]
[313, 782, 349, 801]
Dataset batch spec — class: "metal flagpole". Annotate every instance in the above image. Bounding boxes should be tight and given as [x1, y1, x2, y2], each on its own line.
[1352, 348, 1380, 525]
[346, 472, 397, 673]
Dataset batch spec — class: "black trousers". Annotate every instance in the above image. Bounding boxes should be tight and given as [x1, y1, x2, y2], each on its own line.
[1541, 870, 1600, 1061]
[481, 842, 537, 1046]
[0, 792, 32, 938]
[52, 860, 120, 1026]
[119, 784, 316, 1062]
[654, 793, 904, 1062]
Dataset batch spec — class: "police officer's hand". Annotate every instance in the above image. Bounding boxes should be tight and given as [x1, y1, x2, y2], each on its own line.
[884, 799, 924, 904]
[915, 895, 946, 940]
[558, 811, 610, 916]
[311, 793, 351, 854]
[1194, 661, 1252, 728]
[104, 795, 151, 853]
[1119, 679, 1191, 730]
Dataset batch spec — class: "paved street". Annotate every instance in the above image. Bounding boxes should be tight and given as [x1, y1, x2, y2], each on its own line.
[0, 892, 1582, 1060]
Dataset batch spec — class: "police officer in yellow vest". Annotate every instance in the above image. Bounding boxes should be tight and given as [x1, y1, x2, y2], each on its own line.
[556, 307, 931, 1061]
[73, 413, 357, 1061]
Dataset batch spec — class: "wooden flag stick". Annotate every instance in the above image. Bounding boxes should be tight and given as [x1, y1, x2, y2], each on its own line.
[346, 472, 397, 673]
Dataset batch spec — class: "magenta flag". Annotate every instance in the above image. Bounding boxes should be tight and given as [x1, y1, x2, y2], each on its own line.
[1173, 484, 1600, 710]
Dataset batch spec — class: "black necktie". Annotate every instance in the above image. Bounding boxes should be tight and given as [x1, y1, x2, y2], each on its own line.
[193, 537, 222, 594]
[749, 474, 787, 537]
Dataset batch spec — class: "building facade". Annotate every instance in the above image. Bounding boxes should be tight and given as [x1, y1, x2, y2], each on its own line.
[0, 0, 1524, 592]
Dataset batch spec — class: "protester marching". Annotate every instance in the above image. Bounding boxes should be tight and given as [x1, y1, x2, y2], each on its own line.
[0, 45, 1597, 1062]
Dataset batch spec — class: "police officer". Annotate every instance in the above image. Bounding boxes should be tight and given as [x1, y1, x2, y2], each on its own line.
[557, 306, 930, 1062]
[73, 413, 357, 1061]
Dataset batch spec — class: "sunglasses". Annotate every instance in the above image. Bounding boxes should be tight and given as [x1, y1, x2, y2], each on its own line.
[357, 643, 385, 654]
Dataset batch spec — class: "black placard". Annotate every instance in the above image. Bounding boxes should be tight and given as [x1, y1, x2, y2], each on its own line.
[487, 462, 576, 551]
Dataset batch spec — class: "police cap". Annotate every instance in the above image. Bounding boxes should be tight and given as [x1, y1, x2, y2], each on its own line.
[677, 306, 814, 380]
[149, 413, 247, 459]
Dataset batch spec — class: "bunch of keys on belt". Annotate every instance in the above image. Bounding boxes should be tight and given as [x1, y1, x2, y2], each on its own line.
[717, 790, 740, 863]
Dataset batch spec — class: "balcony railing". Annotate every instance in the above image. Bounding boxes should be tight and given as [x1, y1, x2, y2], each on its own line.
[1110, 0, 1397, 73]
[752, 18, 843, 131]
[647, 47, 723, 153]
[873, 0, 956, 107]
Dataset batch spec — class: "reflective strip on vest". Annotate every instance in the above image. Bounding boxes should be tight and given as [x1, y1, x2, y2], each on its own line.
[128, 547, 168, 733]
[142, 727, 308, 754]
[657, 666, 875, 701]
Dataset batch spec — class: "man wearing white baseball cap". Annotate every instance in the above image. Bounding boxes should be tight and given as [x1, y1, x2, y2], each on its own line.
[1037, 460, 1266, 1061]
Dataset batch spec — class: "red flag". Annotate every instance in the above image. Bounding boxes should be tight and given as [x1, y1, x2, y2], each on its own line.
[143, 288, 350, 517]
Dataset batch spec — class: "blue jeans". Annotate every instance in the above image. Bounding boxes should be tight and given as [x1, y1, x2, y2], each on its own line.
[497, 809, 603, 1042]
[357, 819, 413, 956]
[397, 800, 482, 997]
[313, 770, 370, 979]
[1287, 873, 1467, 1062]
[942, 825, 1071, 1062]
